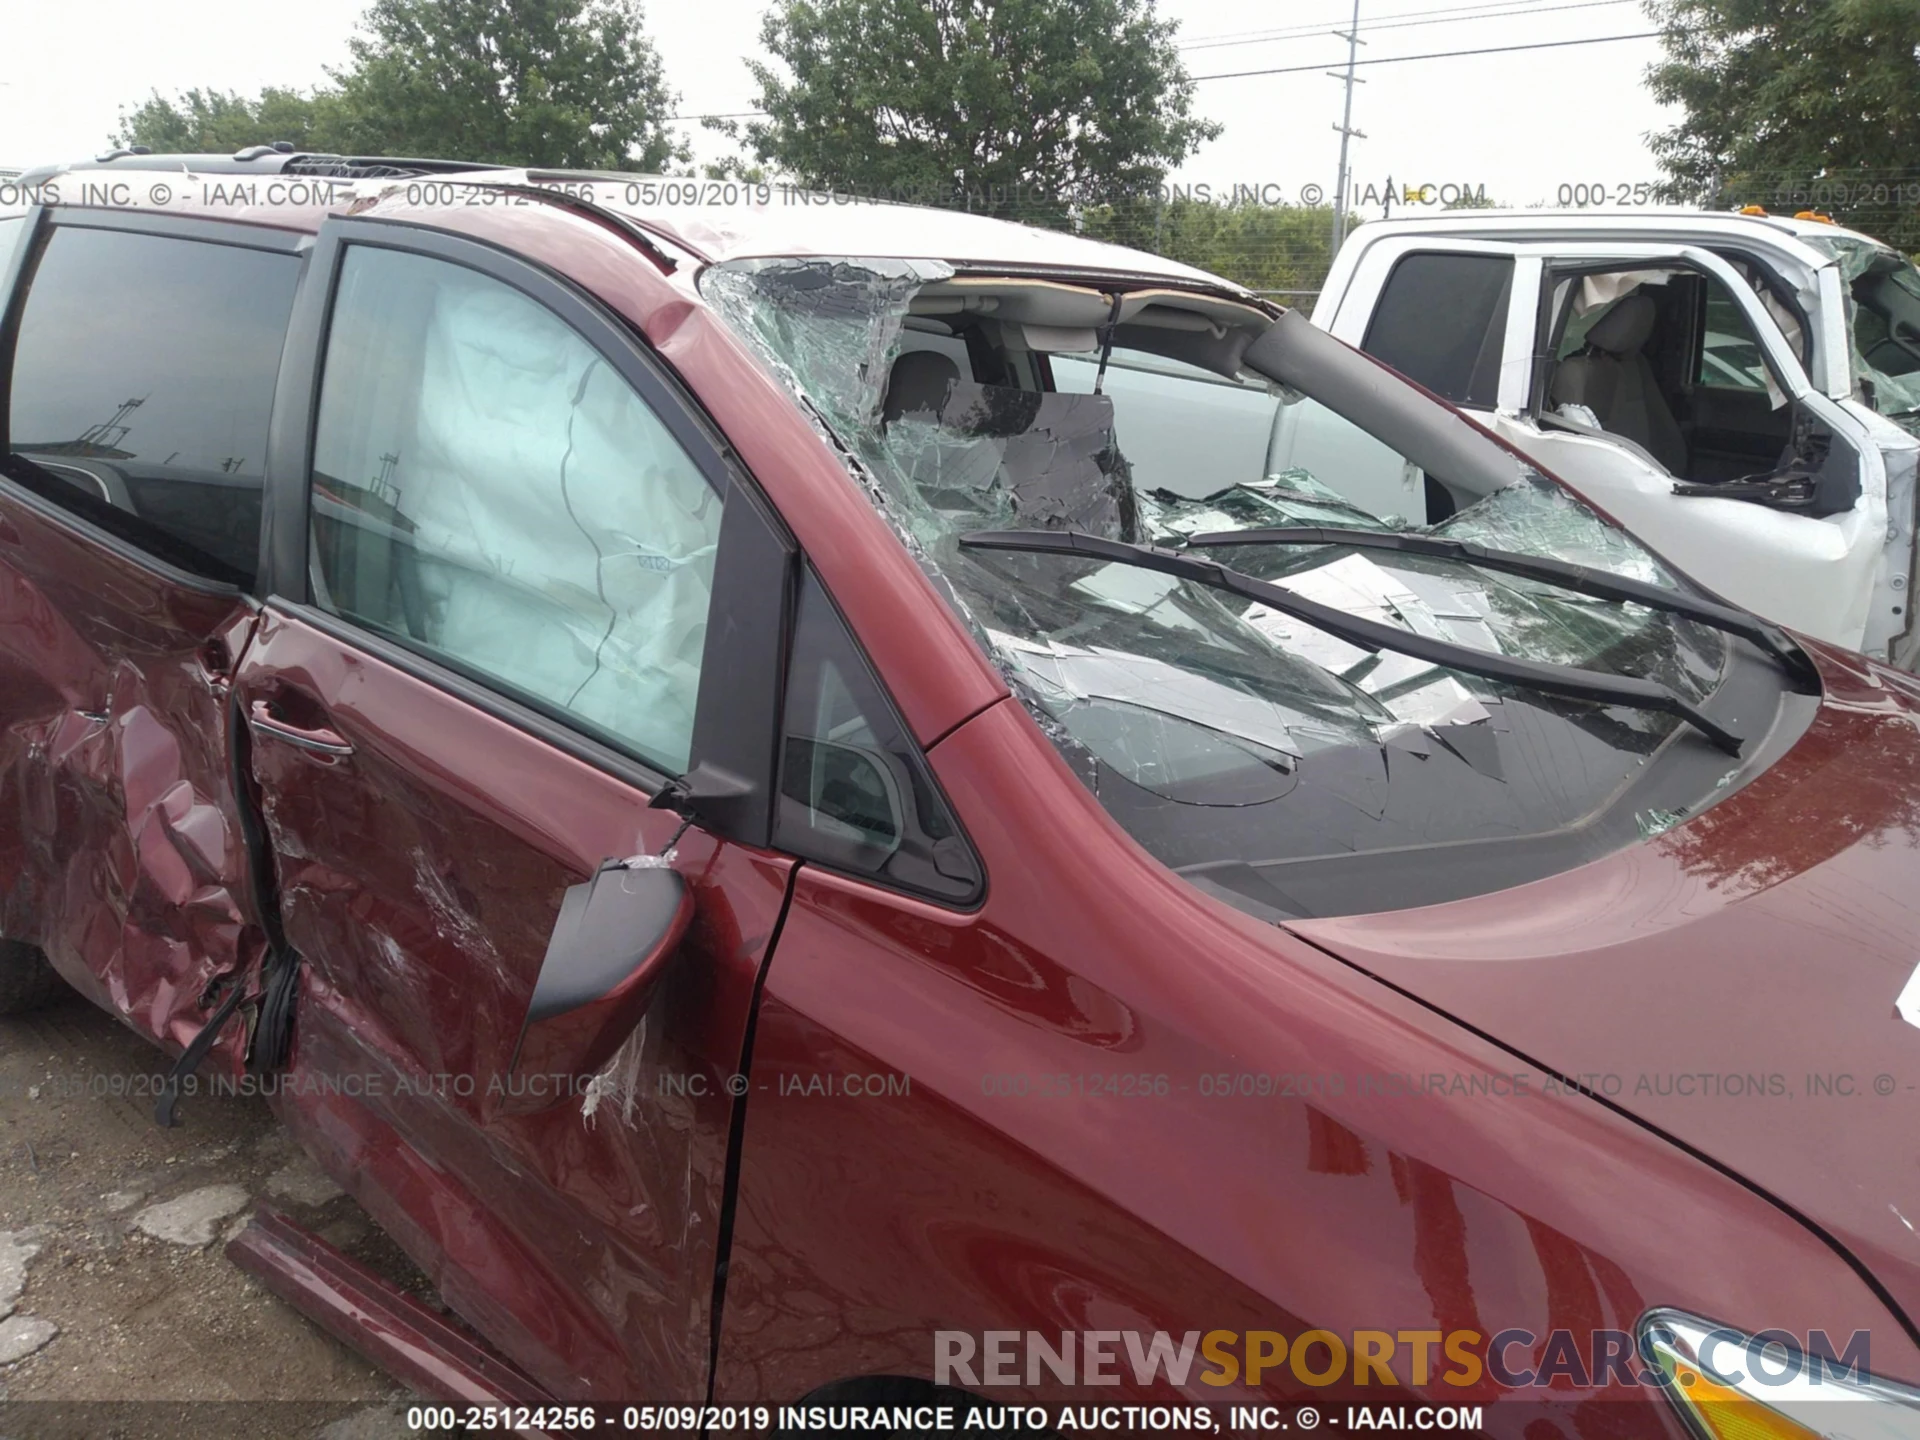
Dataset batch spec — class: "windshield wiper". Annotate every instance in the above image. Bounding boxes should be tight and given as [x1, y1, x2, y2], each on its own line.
[1182, 525, 1815, 685]
[958, 529, 1744, 755]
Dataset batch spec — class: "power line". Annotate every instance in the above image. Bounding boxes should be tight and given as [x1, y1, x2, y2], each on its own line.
[1178, 0, 1546, 48]
[665, 16, 1676, 124]
[1178, 0, 1608, 48]
[1193, 29, 1670, 82]
[1179, 0, 1636, 51]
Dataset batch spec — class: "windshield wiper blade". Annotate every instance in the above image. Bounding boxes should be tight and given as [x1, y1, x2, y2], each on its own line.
[958, 529, 1744, 755]
[1182, 525, 1814, 684]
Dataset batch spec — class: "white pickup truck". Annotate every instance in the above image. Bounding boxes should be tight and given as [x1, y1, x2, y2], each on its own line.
[1307, 211, 1920, 665]
[1057, 211, 1920, 666]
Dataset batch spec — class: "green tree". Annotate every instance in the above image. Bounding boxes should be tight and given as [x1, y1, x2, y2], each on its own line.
[114, 88, 340, 154]
[1644, 0, 1920, 251]
[117, 0, 688, 171]
[327, 0, 687, 169]
[1081, 197, 1343, 296]
[742, 0, 1219, 225]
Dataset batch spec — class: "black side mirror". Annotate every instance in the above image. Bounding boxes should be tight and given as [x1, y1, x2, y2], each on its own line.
[500, 861, 693, 1115]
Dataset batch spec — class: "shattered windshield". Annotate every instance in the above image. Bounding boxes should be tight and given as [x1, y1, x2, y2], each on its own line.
[1806, 233, 1920, 426]
[703, 258, 1761, 918]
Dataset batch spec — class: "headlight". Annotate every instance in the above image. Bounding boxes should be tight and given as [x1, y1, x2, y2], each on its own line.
[1639, 1310, 1920, 1440]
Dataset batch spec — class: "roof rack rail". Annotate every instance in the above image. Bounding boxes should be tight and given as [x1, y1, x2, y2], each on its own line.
[28, 151, 509, 182]
[280, 154, 511, 179]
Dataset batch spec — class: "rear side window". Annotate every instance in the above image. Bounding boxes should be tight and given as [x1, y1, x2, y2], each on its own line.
[308, 245, 724, 776]
[1361, 252, 1514, 409]
[5, 226, 299, 585]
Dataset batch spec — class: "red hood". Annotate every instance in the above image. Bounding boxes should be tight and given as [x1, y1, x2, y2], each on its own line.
[1286, 641, 1920, 1330]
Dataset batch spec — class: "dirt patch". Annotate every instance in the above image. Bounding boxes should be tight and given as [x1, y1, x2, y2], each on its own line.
[0, 989, 435, 1438]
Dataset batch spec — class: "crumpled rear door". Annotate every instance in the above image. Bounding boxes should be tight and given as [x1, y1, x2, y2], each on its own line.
[0, 489, 261, 1056]
[0, 208, 301, 1066]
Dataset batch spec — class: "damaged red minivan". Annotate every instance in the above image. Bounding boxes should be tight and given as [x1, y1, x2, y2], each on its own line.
[3, 153, 1920, 1438]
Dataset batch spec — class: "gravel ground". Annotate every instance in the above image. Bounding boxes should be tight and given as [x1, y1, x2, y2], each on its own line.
[0, 985, 439, 1439]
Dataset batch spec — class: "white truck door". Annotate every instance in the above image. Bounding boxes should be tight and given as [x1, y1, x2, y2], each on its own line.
[1475, 243, 1889, 652]
[1317, 235, 1887, 652]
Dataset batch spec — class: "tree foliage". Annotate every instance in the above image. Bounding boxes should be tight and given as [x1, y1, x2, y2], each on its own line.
[329, 0, 685, 169]
[115, 0, 685, 172]
[1645, 0, 1920, 250]
[115, 88, 340, 154]
[1081, 199, 1346, 296]
[742, 0, 1220, 225]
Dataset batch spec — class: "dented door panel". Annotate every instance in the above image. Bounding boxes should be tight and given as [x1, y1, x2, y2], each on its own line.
[0, 483, 260, 1060]
[237, 606, 794, 1398]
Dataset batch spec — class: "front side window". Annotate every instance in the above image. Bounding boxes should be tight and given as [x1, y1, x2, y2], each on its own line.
[5, 226, 299, 585]
[309, 246, 722, 774]
[1361, 252, 1514, 408]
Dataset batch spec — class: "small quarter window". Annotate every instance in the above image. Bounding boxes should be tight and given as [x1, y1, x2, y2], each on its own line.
[0, 216, 29, 282]
[776, 568, 982, 904]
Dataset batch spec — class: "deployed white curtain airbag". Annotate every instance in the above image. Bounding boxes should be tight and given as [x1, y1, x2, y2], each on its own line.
[313, 250, 721, 773]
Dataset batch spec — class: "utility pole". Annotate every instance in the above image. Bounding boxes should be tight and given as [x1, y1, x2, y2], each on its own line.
[1329, 0, 1366, 257]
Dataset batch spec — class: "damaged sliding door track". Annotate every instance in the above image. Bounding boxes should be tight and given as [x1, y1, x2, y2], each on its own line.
[958, 528, 1746, 755]
[155, 683, 305, 1127]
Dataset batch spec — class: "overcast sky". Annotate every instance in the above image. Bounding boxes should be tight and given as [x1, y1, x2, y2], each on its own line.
[0, 0, 1676, 212]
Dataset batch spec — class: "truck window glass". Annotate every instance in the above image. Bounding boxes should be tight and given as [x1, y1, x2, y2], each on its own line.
[5, 226, 300, 585]
[1696, 287, 1772, 393]
[1800, 234, 1920, 422]
[1361, 253, 1513, 409]
[308, 245, 723, 776]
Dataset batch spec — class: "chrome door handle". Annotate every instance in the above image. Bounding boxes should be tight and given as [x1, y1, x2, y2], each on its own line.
[247, 699, 354, 757]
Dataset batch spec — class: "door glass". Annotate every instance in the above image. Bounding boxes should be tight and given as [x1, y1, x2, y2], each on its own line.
[1361, 253, 1514, 408]
[6, 226, 300, 584]
[1695, 285, 1771, 393]
[309, 246, 723, 774]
